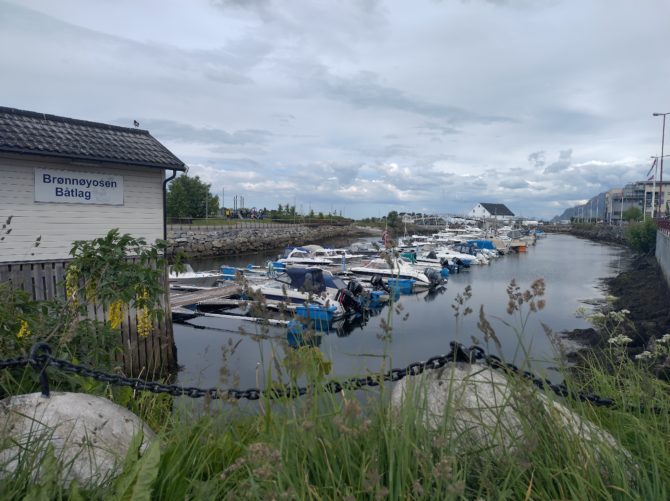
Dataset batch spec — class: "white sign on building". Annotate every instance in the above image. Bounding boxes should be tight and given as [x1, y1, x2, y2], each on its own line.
[34, 168, 124, 205]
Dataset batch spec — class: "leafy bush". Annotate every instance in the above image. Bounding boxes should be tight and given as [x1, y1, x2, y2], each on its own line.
[622, 206, 643, 222]
[625, 219, 657, 254]
[0, 229, 168, 397]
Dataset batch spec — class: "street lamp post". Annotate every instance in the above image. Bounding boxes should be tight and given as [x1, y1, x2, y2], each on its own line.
[653, 112, 669, 218]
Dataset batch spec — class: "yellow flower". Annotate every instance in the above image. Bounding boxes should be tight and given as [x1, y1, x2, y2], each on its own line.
[136, 287, 152, 337]
[137, 307, 152, 337]
[108, 299, 125, 329]
[17, 320, 30, 339]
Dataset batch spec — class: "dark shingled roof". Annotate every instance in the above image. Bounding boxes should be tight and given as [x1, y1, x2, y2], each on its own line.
[480, 203, 514, 216]
[0, 106, 185, 171]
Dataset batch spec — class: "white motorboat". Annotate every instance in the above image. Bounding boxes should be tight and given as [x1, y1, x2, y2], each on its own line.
[348, 257, 444, 289]
[245, 266, 363, 320]
[168, 264, 225, 288]
[276, 246, 334, 266]
[310, 247, 365, 262]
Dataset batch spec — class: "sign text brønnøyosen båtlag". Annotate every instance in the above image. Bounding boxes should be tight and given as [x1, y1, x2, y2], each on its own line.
[34, 168, 123, 205]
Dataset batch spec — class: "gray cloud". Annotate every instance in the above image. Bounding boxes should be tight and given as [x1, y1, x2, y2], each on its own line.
[305, 67, 512, 125]
[543, 149, 573, 174]
[417, 122, 462, 137]
[126, 119, 273, 146]
[2, 0, 667, 219]
[499, 179, 530, 189]
[528, 151, 545, 167]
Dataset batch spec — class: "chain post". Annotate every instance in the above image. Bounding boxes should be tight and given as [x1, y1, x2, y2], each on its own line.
[29, 342, 53, 398]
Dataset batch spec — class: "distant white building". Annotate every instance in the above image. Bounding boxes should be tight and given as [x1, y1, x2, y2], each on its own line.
[468, 203, 515, 221]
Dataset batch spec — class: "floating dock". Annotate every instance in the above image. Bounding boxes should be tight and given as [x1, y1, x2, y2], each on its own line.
[170, 283, 240, 309]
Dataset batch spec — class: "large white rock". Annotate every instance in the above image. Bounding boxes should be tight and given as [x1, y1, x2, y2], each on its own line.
[0, 392, 155, 486]
[391, 363, 629, 463]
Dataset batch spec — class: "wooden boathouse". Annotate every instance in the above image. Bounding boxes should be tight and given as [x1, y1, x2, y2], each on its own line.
[0, 106, 185, 374]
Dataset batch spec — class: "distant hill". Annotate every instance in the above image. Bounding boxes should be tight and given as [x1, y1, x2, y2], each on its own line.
[553, 192, 607, 222]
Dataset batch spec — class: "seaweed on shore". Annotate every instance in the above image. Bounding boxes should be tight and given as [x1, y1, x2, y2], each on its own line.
[564, 254, 670, 379]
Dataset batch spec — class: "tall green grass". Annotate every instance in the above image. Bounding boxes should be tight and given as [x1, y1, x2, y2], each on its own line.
[2, 353, 669, 500]
[2, 276, 670, 499]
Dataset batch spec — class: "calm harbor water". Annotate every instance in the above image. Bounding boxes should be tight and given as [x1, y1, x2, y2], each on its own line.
[174, 234, 627, 389]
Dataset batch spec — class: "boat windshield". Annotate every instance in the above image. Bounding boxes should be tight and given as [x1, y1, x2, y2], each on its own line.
[323, 273, 347, 290]
[279, 268, 327, 294]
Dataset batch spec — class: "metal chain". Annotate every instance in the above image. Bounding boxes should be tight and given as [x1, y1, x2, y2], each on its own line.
[0, 356, 31, 370]
[0, 341, 663, 412]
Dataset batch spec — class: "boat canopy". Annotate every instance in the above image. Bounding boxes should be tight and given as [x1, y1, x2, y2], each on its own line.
[276, 267, 346, 293]
[467, 240, 496, 250]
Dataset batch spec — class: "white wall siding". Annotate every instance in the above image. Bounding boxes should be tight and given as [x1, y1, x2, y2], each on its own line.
[469, 204, 487, 219]
[0, 157, 165, 262]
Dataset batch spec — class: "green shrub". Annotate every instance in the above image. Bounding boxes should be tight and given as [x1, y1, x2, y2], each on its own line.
[625, 219, 657, 254]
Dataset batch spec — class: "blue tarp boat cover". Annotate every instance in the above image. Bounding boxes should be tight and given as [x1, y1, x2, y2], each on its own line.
[467, 240, 496, 250]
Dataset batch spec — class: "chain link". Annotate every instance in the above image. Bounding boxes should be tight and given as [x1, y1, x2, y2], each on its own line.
[0, 342, 664, 413]
[0, 357, 31, 370]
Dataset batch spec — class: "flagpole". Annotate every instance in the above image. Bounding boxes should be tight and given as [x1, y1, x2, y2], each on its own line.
[644, 186, 647, 221]
[647, 157, 658, 219]
[651, 175, 657, 219]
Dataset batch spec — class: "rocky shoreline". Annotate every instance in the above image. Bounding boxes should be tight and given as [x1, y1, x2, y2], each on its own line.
[545, 224, 626, 245]
[555, 226, 670, 373]
[166, 224, 380, 259]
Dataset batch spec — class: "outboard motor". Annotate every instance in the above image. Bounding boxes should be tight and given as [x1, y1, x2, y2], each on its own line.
[453, 257, 470, 269]
[440, 257, 458, 274]
[424, 268, 444, 287]
[370, 274, 390, 293]
[336, 288, 361, 313]
[427, 250, 437, 259]
[347, 279, 364, 297]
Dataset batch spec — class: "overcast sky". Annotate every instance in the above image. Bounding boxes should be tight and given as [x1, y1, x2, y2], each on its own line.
[1, 0, 668, 219]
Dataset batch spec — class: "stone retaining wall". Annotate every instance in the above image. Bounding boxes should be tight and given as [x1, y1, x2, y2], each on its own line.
[544, 224, 626, 245]
[166, 225, 380, 259]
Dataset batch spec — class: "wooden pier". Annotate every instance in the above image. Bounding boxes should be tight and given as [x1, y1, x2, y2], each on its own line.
[170, 283, 240, 308]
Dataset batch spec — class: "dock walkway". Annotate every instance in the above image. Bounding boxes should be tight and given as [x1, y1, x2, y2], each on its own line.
[170, 284, 240, 308]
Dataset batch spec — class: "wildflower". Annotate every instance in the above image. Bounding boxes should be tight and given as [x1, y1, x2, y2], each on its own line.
[608, 334, 633, 346]
[375, 486, 389, 500]
[635, 351, 654, 361]
[363, 468, 381, 493]
[342, 398, 362, 420]
[108, 299, 124, 329]
[412, 480, 425, 498]
[531, 277, 546, 297]
[447, 481, 465, 496]
[137, 307, 152, 337]
[333, 415, 352, 434]
[657, 334, 670, 345]
[17, 320, 30, 339]
[432, 456, 453, 477]
[136, 288, 153, 337]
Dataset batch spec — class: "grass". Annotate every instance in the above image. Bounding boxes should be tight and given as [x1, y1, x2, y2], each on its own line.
[2, 349, 670, 500]
[2, 277, 670, 499]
